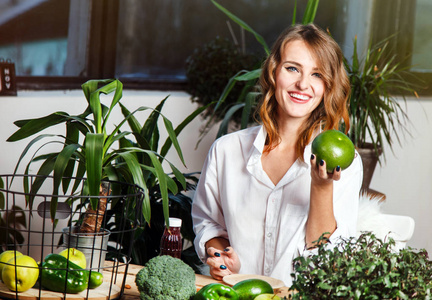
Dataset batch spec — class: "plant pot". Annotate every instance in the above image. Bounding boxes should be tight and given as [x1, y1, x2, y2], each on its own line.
[357, 143, 382, 192]
[62, 226, 110, 270]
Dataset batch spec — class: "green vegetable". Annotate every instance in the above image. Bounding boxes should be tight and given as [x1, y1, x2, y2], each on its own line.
[135, 255, 196, 300]
[232, 279, 273, 300]
[40, 253, 104, 293]
[89, 270, 104, 289]
[194, 283, 239, 300]
[40, 253, 89, 293]
[290, 232, 432, 299]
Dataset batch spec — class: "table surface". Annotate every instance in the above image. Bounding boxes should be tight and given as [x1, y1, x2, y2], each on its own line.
[115, 263, 292, 299]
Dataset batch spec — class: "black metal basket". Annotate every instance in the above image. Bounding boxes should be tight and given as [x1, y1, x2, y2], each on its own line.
[0, 174, 144, 299]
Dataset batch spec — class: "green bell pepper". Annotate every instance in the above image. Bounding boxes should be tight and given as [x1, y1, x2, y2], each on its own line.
[40, 253, 89, 293]
[195, 283, 239, 300]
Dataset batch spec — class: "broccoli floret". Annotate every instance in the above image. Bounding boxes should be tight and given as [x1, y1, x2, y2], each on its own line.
[135, 255, 196, 300]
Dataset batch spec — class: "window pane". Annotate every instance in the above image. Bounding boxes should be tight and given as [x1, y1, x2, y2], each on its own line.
[0, 0, 69, 76]
[412, 0, 432, 72]
[115, 0, 340, 81]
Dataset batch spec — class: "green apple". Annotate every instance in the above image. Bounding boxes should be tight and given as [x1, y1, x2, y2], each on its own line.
[254, 294, 281, 300]
[0, 250, 23, 275]
[2, 254, 39, 292]
[59, 248, 86, 269]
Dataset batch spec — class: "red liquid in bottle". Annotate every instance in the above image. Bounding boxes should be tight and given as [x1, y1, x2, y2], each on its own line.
[160, 217, 182, 258]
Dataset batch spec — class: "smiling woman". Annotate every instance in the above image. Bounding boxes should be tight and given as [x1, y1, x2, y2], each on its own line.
[192, 23, 362, 287]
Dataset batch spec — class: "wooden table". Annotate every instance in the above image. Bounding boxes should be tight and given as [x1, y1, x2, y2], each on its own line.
[118, 264, 292, 299]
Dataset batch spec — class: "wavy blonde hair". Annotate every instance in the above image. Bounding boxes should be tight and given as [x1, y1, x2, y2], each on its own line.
[258, 23, 350, 159]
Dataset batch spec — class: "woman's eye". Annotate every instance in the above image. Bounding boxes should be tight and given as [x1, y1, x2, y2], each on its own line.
[286, 66, 298, 72]
[312, 72, 322, 78]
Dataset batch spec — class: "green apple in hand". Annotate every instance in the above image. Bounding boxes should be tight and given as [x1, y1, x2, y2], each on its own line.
[59, 248, 86, 269]
[0, 250, 23, 276]
[254, 294, 281, 300]
[2, 255, 39, 292]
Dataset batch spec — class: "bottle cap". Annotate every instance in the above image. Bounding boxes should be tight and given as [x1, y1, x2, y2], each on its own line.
[168, 217, 182, 227]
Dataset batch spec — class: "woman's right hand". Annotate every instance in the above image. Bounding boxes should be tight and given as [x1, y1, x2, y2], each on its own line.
[206, 246, 241, 281]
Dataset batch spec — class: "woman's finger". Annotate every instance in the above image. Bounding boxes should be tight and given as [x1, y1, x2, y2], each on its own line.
[332, 166, 342, 181]
[318, 159, 328, 178]
[206, 246, 222, 258]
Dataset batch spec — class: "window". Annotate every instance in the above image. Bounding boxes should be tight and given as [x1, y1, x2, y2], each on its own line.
[0, 0, 343, 90]
[369, 0, 432, 95]
[0, 0, 429, 94]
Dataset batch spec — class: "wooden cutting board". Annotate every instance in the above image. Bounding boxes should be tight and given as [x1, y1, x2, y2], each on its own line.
[0, 280, 121, 300]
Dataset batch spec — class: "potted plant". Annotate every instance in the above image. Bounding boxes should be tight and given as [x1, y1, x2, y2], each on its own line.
[6, 79, 205, 266]
[290, 232, 432, 298]
[344, 36, 418, 192]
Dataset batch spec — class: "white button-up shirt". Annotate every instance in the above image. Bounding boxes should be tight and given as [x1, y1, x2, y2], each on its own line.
[192, 125, 363, 286]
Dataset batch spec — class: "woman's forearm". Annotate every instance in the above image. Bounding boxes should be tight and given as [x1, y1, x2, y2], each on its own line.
[306, 182, 337, 248]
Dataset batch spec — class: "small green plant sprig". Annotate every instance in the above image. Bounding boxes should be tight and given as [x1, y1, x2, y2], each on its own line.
[289, 232, 432, 299]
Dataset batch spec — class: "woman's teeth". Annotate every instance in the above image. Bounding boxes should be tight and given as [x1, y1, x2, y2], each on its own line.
[289, 92, 310, 101]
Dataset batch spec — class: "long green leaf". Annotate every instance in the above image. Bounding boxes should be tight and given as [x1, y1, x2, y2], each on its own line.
[217, 103, 246, 138]
[141, 97, 168, 146]
[235, 68, 262, 81]
[292, 0, 298, 25]
[160, 103, 212, 158]
[7, 113, 69, 142]
[146, 151, 169, 226]
[302, 0, 320, 24]
[211, 0, 270, 55]
[85, 133, 104, 203]
[52, 143, 81, 196]
[120, 103, 141, 135]
[162, 116, 185, 167]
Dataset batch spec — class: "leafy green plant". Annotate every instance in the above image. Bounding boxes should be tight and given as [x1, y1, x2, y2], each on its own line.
[196, 0, 320, 144]
[290, 232, 432, 299]
[345, 36, 418, 161]
[186, 36, 260, 126]
[6, 79, 198, 228]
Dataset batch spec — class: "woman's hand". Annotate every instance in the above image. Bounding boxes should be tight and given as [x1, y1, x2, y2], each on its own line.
[310, 154, 342, 184]
[206, 246, 241, 281]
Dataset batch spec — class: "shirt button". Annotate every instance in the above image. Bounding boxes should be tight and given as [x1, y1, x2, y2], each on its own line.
[265, 268, 271, 273]
[267, 233, 272, 237]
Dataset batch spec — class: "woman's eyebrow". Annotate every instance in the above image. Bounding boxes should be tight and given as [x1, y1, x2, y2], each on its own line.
[282, 60, 320, 71]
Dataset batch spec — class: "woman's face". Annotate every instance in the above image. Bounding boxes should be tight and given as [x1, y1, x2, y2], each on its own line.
[274, 39, 325, 123]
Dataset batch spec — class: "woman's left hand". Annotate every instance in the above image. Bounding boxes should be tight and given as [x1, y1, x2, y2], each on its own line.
[310, 154, 341, 184]
[206, 246, 241, 281]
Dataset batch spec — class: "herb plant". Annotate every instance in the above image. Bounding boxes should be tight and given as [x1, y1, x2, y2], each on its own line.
[290, 232, 432, 299]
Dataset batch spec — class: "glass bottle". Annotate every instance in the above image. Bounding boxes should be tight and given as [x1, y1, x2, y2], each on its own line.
[159, 217, 182, 258]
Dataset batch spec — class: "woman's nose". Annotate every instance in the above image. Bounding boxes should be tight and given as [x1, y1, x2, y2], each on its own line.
[296, 74, 309, 90]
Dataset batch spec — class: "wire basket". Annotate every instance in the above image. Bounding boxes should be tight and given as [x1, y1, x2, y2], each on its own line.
[0, 174, 144, 299]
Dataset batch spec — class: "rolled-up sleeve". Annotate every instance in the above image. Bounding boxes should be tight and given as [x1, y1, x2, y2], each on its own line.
[192, 142, 229, 262]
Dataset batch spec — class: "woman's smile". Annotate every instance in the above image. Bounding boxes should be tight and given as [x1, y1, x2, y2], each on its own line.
[288, 92, 312, 103]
